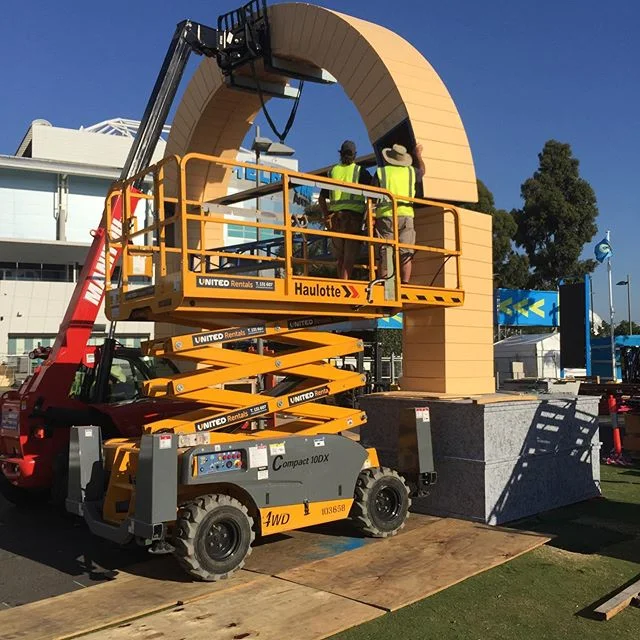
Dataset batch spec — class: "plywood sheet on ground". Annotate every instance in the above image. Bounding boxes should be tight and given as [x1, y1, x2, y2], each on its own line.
[85, 574, 383, 640]
[278, 518, 550, 611]
[0, 516, 437, 640]
[0, 564, 260, 640]
[245, 514, 439, 575]
[0, 516, 544, 638]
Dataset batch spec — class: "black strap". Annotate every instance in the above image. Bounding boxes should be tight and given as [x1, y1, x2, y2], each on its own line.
[249, 59, 304, 143]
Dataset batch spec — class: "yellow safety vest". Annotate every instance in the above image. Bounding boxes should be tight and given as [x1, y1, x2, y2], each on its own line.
[328, 163, 366, 213]
[375, 165, 416, 218]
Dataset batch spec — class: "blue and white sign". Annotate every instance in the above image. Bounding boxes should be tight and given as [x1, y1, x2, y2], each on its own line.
[234, 166, 283, 185]
[377, 313, 402, 330]
[496, 288, 559, 327]
[234, 167, 313, 208]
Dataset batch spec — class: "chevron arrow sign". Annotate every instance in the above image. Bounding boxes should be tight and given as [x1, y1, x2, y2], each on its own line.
[496, 288, 559, 327]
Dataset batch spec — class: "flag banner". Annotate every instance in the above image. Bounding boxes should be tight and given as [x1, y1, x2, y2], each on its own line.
[594, 237, 612, 263]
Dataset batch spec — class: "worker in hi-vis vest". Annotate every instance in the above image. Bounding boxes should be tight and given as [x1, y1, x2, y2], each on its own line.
[371, 143, 425, 284]
[318, 140, 371, 280]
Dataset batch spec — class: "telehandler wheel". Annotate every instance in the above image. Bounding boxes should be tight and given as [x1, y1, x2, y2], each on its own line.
[351, 467, 411, 537]
[173, 494, 255, 581]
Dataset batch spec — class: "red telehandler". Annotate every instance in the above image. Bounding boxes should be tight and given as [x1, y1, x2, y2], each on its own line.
[0, 193, 191, 505]
[0, 11, 251, 505]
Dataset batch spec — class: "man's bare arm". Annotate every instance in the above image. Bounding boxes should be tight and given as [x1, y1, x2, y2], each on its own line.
[318, 193, 330, 219]
[413, 143, 425, 175]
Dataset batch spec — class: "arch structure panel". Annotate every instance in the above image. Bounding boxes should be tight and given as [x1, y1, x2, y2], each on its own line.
[166, 2, 477, 204]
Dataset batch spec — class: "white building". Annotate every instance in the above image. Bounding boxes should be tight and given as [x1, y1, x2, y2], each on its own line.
[0, 118, 301, 361]
[223, 147, 304, 245]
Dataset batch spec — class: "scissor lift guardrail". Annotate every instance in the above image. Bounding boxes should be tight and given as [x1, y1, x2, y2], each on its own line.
[104, 153, 464, 328]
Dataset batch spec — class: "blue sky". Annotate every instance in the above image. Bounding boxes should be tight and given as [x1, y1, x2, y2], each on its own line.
[1, 0, 638, 320]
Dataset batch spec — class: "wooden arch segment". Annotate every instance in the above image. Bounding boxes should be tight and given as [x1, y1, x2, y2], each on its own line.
[268, 3, 477, 201]
[166, 2, 477, 203]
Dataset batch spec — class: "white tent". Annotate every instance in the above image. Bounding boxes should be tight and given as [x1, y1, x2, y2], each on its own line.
[494, 333, 560, 380]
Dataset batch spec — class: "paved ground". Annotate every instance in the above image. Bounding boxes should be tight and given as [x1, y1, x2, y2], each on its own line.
[0, 417, 622, 610]
[0, 496, 146, 608]
[0, 386, 148, 607]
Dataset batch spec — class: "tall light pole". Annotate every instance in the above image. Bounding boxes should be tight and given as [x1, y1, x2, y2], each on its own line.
[249, 126, 294, 369]
[616, 275, 632, 335]
[605, 231, 616, 380]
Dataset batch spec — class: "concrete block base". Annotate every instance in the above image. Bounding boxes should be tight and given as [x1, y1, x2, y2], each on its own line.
[359, 393, 601, 525]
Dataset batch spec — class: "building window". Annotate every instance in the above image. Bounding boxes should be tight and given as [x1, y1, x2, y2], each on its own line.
[104, 266, 151, 285]
[226, 224, 282, 243]
[87, 335, 149, 349]
[7, 334, 148, 356]
[0, 262, 74, 282]
[8, 335, 56, 355]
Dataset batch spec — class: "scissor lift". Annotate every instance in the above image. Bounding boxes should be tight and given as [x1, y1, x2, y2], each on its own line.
[67, 152, 464, 580]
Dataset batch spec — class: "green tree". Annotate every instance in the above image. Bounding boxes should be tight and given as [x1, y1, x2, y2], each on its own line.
[464, 180, 530, 289]
[378, 329, 402, 356]
[491, 211, 530, 289]
[466, 178, 496, 214]
[514, 140, 599, 289]
[592, 320, 640, 337]
[614, 320, 640, 336]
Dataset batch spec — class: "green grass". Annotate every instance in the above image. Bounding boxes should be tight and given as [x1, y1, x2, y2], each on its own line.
[332, 465, 640, 640]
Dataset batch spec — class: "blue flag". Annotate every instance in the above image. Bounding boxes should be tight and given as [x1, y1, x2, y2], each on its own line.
[594, 237, 612, 263]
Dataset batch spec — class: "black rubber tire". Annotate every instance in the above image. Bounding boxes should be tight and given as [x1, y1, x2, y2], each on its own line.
[351, 467, 411, 537]
[173, 494, 255, 581]
[0, 472, 49, 507]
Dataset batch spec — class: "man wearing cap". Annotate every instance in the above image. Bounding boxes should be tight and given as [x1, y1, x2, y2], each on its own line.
[372, 143, 425, 284]
[318, 140, 371, 280]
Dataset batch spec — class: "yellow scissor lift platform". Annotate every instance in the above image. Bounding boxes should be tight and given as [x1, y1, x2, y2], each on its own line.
[102, 152, 464, 439]
[105, 153, 464, 327]
[69, 152, 467, 580]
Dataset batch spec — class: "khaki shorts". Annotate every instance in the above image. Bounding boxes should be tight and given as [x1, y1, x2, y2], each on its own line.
[375, 216, 416, 257]
[328, 210, 364, 264]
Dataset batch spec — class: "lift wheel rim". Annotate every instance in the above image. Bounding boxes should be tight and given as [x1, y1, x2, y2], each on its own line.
[205, 519, 241, 561]
[373, 484, 402, 522]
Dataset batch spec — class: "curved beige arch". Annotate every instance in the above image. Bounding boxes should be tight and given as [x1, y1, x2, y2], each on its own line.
[166, 2, 477, 204]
